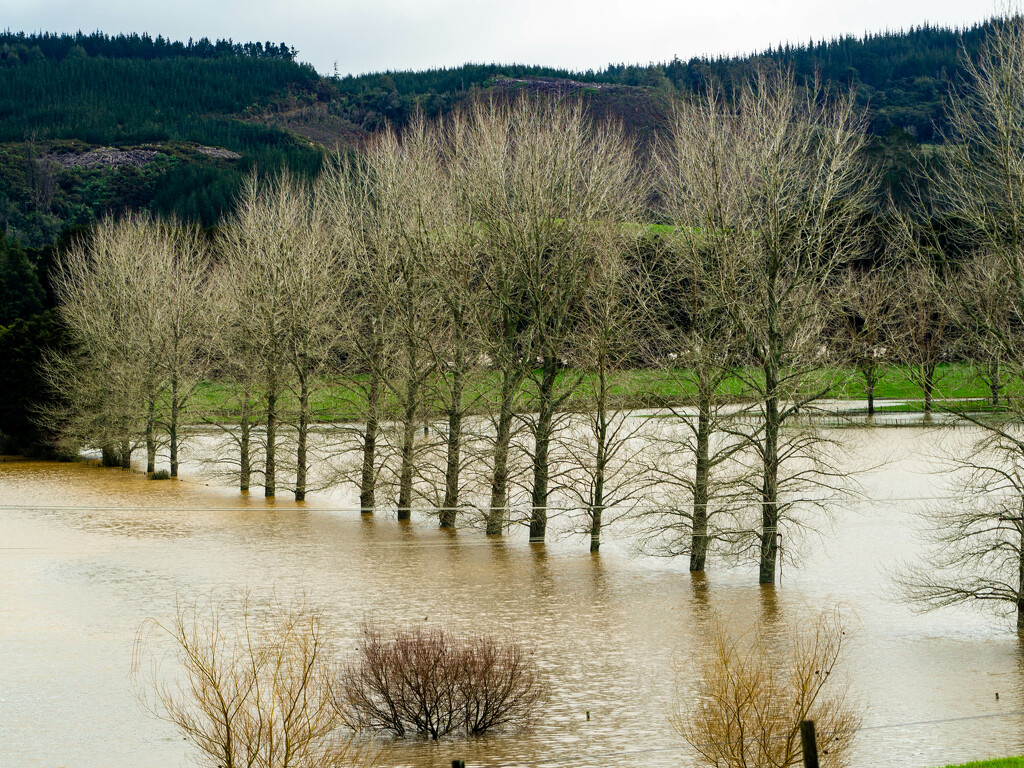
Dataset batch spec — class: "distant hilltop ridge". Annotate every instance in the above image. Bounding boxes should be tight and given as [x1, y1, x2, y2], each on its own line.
[0, 20, 1000, 247]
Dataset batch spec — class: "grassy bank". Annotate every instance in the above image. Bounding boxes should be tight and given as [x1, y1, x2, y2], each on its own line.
[188, 362, 1018, 425]
[939, 757, 1024, 768]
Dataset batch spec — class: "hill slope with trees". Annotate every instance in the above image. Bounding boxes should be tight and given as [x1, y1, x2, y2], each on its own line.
[0, 22, 992, 248]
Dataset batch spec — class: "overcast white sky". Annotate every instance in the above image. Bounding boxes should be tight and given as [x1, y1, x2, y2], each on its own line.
[3, 0, 999, 76]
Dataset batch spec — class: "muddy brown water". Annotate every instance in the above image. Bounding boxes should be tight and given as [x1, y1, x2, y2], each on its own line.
[2, 425, 1024, 767]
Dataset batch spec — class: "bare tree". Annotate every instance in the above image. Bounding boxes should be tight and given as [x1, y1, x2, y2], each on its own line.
[419, 114, 491, 528]
[348, 121, 445, 520]
[718, 70, 873, 585]
[643, 89, 760, 571]
[953, 250, 1014, 407]
[133, 594, 371, 768]
[455, 101, 534, 536]
[319, 154, 394, 514]
[650, 70, 873, 584]
[49, 216, 150, 468]
[217, 176, 290, 497]
[835, 264, 901, 417]
[144, 222, 212, 478]
[204, 263, 265, 492]
[381, 122, 446, 520]
[674, 610, 861, 768]
[341, 623, 546, 739]
[899, 428, 1024, 630]
[896, 13, 1024, 630]
[284, 178, 345, 500]
[893, 259, 954, 415]
[562, 231, 658, 552]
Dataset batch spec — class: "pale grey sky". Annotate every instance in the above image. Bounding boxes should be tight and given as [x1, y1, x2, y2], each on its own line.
[3, 0, 998, 76]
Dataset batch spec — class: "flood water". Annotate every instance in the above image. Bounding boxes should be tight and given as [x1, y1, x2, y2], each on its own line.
[3, 423, 1024, 768]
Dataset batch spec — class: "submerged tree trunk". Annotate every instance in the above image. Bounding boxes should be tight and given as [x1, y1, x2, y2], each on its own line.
[922, 362, 935, 415]
[759, 358, 780, 586]
[487, 368, 520, 535]
[145, 397, 156, 475]
[239, 386, 251, 492]
[529, 356, 558, 543]
[295, 373, 309, 502]
[396, 354, 420, 521]
[690, 380, 713, 572]
[169, 376, 180, 478]
[590, 361, 608, 554]
[860, 362, 877, 418]
[440, 365, 465, 529]
[265, 378, 277, 498]
[120, 438, 131, 470]
[989, 358, 1001, 407]
[1018, 517, 1024, 633]
[360, 367, 381, 515]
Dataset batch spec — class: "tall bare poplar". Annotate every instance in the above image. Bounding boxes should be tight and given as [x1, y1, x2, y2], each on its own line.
[835, 264, 900, 417]
[708, 69, 873, 584]
[454, 102, 529, 535]
[319, 154, 392, 514]
[893, 259, 953, 415]
[460, 98, 640, 541]
[219, 173, 334, 498]
[646, 89, 757, 571]
[154, 223, 212, 477]
[565, 231, 656, 552]
[420, 113, 489, 528]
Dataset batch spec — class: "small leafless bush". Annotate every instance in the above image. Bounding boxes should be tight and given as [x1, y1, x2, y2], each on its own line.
[340, 624, 546, 739]
[674, 610, 861, 768]
[133, 594, 375, 768]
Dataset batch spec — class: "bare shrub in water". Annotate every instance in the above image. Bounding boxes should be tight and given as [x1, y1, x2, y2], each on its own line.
[674, 611, 860, 768]
[340, 624, 546, 739]
[134, 595, 373, 768]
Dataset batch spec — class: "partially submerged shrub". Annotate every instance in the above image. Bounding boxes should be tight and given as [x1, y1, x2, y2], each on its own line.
[674, 611, 861, 768]
[340, 624, 546, 739]
[149, 469, 171, 480]
[134, 594, 374, 768]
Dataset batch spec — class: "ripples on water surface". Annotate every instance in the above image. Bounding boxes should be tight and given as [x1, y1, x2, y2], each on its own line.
[3, 426, 1024, 767]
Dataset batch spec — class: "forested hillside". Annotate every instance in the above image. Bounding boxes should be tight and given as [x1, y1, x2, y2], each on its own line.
[330, 22, 985, 140]
[0, 32, 325, 247]
[0, 23, 992, 249]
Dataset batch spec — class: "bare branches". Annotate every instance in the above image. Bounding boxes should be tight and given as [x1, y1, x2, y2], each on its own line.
[340, 623, 546, 739]
[889, 11, 1024, 629]
[891, 259, 954, 414]
[674, 610, 861, 768]
[897, 423, 1024, 629]
[834, 264, 902, 416]
[650, 67, 875, 582]
[133, 594, 370, 768]
[46, 213, 211, 472]
[216, 171, 342, 499]
[452, 97, 644, 539]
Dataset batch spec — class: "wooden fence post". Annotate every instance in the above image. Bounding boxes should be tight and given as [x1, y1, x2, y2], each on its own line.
[800, 720, 819, 768]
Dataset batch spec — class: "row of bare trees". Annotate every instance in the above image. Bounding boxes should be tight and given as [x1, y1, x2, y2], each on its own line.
[46, 22, 1024, 595]
[895, 14, 1024, 631]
